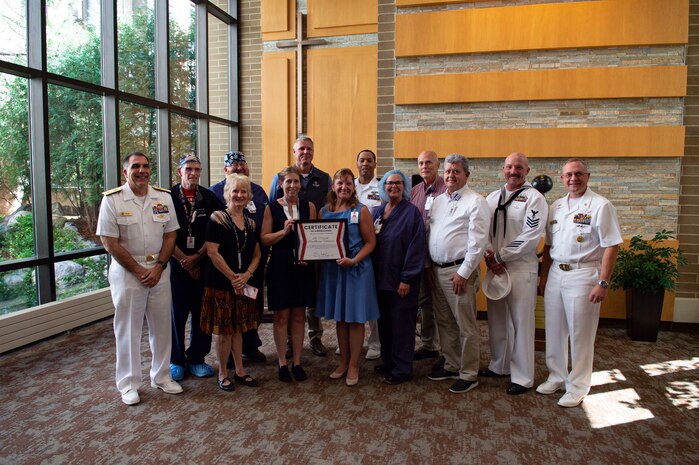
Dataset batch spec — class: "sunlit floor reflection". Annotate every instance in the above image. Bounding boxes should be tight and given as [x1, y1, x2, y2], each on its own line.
[640, 357, 699, 377]
[665, 380, 699, 410]
[591, 368, 627, 387]
[583, 388, 654, 429]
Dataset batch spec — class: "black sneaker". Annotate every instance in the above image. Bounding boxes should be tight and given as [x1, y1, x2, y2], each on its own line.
[291, 364, 307, 381]
[414, 347, 440, 360]
[278, 365, 292, 382]
[427, 367, 460, 381]
[449, 379, 478, 393]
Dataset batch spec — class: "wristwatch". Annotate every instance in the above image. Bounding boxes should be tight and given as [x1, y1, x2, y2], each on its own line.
[598, 280, 609, 289]
[156, 260, 168, 270]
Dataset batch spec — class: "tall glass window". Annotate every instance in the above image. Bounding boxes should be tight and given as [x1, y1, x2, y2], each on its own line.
[169, 0, 196, 110]
[119, 101, 158, 184]
[0, 1, 239, 317]
[0, 0, 27, 66]
[46, 0, 101, 85]
[117, 0, 156, 100]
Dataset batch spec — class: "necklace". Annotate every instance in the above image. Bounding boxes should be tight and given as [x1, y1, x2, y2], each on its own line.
[227, 210, 248, 269]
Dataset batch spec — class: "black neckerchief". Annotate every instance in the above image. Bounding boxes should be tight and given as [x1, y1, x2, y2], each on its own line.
[492, 186, 528, 238]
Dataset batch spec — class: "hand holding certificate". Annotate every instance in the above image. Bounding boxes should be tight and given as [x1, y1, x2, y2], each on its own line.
[295, 219, 349, 261]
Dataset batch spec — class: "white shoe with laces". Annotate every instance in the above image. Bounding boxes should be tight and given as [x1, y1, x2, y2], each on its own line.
[365, 348, 381, 360]
[151, 379, 183, 394]
[558, 391, 585, 408]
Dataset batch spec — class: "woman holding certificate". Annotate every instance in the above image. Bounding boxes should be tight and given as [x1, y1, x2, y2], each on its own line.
[201, 174, 262, 392]
[371, 170, 426, 385]
[261, 166, 317, 383]
[316, 168, 379, 386]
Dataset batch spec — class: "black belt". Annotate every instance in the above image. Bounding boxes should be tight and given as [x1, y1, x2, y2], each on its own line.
[436, 259, 464, 268]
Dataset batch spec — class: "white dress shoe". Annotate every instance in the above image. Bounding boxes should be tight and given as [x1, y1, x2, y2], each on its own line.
[121, 389, 140, 405]
[558, 391, 585, 408]
[536, 380, 565, 395]
[365, 348, 381, 360]
[151, 379, 183, 394]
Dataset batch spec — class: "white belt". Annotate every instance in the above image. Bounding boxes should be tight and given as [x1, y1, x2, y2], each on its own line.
[554, 261, 598, 272]
[133, 254, 159, 263]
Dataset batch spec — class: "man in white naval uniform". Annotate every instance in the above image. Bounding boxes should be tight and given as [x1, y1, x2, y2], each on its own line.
[97, 152, 183, 405]
[354, 149, 383, 360]
[426, 154, 490, 394]
[482, 152, 548, 395]
[537, 158, 622, 408]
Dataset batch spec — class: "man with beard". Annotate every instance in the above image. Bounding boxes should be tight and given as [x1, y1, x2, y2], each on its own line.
[482, 152, 547, 395]
[212, 151, 269, 363]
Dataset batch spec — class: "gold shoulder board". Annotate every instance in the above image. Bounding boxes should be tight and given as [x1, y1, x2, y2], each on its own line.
[102, 186, 123, 196]
[153, 186, 171, 193]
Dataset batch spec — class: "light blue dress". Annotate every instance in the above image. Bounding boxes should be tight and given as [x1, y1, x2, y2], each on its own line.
[316, 204, 380, 323]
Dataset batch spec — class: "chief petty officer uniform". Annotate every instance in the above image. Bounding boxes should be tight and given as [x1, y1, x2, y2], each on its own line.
[485, 182, 548, 389]
[541, 188, 621, 399]
[97, 183, 180, 396]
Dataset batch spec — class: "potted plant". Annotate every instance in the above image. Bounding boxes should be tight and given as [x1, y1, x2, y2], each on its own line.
[610, 230, 687, 342]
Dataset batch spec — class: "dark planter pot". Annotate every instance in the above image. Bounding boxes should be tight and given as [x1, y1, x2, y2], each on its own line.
[625, 288, 665, 342]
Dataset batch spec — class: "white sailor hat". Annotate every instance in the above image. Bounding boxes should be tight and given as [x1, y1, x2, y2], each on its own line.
[482, 269, 512, 301]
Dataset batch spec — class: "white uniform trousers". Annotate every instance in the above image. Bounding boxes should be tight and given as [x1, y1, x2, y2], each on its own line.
[543, 265, 600, 396]
[432, 266, 480, 381]
[367, 320, 381, 352]
[486, 270, 537, 388]
[109, 261, 173, 394]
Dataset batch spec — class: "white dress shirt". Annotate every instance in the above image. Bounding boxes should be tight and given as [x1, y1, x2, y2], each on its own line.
[428, 184, 490, 279]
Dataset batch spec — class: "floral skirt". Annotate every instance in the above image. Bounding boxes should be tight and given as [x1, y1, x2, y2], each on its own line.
[200, 287, 259, 336]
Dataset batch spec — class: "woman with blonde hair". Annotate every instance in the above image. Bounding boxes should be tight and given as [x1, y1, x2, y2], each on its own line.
[201, 174, 261, 391]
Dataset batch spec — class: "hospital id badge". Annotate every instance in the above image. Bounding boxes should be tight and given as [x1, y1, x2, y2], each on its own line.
[186, 236, 195, 249]
[350, 210, 359, 224]
[246, 201, 256, 213]
[425, 196, 434, 211]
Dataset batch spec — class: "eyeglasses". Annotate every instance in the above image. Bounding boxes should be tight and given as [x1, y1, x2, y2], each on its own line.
[562, 172, 589, 179]
[385, 181, 403, 186]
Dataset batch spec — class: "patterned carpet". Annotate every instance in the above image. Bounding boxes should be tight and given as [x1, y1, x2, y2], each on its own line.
[0, 318, 697, 465]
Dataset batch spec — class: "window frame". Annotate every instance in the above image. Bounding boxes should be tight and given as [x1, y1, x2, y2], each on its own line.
[0, 0, 239, 308]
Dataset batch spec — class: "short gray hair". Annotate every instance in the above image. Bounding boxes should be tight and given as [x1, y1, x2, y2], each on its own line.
[444, 154, 470, 172]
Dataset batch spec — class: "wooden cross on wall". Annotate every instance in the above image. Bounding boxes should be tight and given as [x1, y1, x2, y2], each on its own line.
[275, 12, 326, 135]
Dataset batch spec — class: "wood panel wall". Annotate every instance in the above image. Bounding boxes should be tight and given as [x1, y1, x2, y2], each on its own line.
[395, 127, 686, 159]
[261, 52, 296, 189]
[307, 0, 378, 37]
[307, 46, 378, 178]
[394, 0, 689, 161]
[396, 0, 688, 57]
[261, 0, 296, 41]
[396, 66, 687, 105]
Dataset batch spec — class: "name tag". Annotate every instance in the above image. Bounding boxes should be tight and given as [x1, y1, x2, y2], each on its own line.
[246, 201, 256, 213]
[350, 210, 359, 224]
[424, 196, 434, 211]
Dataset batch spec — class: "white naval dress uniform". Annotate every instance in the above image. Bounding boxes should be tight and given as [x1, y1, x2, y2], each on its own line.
[355, 177, 383, 352]
[485, 183, 547, 388]
[543, 188, 622, 396]
[97, 184, 180, 394]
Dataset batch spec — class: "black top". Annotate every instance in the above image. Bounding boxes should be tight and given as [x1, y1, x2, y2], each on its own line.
[204, 210, 257, 291]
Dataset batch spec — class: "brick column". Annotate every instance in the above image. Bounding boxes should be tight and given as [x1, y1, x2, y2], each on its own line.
[376, 0, 395, 176]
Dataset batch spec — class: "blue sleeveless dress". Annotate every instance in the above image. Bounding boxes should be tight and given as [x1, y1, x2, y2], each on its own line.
[316, 204, 380, 323]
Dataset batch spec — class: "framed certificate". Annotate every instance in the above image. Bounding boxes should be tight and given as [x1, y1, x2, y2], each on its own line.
[295, 219, 349, 261]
